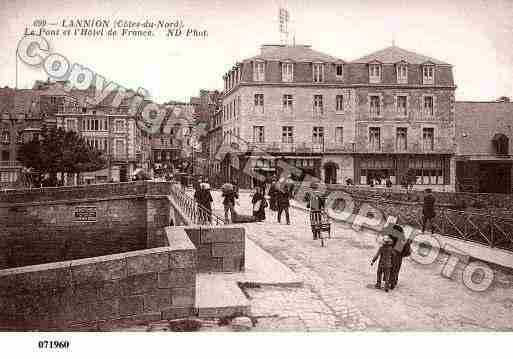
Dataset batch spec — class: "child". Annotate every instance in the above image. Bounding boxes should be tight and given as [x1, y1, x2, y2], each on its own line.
[371, 236, 395, 292]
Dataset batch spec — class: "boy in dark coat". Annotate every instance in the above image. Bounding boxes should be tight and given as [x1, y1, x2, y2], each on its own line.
[371, 236, 395, 292]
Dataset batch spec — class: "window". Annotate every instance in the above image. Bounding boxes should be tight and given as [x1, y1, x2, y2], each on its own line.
[312, 127, 324, 144]
[423, 96, 434, 117]
[254, 94, 264, 114]
[369, 96, 381, 117]
[397, 64, 408, 84]
[493, 134, 509, 155]
[369, 64, 381, 83]
[423, 65, 434, 84]
[397, 96, 408, 116]
[282, 63, 293, 82]
[253, 61, 265, 81]
[396, 127, 408, 151]
[423, 128, 435, 151]
[1, 131, 9, 144]
[410, 157, 444, 184]
[359, 157, 396, 185]
[335, 127, 344, 144]
[369, 127, 381, 151]
[336, 95, 344, 112]
[116, 120, 125, 132]
[115, 139, 124, 156]
[1, 150, 10, 161]
[66, 119, 76, 131]
[16, 132, 23, 144]
[283, 95, 293, 113]
[313, 63, 324, 82]
[253, 126, 265, 143]
[336, 64, 343, 78]
[313, 95, 324, 115]
[282, 126, 293, 143]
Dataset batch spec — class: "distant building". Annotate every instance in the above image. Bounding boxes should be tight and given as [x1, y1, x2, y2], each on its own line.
[0, 85, 78, 188]
[214, 44, 456, 190]
[150, 103, 195, 177]
[455, 102, 513, 193]
[0, 80, 153, 187]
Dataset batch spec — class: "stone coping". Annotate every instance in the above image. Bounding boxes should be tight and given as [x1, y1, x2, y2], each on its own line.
[0, 226, 197, 278]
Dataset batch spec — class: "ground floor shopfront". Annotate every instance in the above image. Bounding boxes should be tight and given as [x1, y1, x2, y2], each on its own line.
[215, 152, 455, 191]
[456, 157, 513, 194]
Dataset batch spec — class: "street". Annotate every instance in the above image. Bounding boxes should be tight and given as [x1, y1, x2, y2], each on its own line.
[210, 190, 513, 330]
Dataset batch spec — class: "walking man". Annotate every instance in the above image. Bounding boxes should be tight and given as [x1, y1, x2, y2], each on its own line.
[276, 183, 291, 225]
[422, 188, 436, 234]
[222, 183, 238, 223]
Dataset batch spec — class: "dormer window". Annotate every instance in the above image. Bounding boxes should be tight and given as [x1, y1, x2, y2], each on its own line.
[369, 64, 381, 83]
[423, 65, 435, 84]
[282, 62, 294, 82]
[396, 63, 408, 84]
[253, 61, 265, 82]
[313, 63, 324, 83]
[336, 64, 344, 79]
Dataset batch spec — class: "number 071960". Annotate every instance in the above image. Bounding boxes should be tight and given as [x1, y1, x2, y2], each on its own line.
[38, 340, 70, 349]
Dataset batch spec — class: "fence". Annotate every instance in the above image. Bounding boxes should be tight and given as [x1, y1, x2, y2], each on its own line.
[326, 192, 513, 252]
[169, 184, 225, 226]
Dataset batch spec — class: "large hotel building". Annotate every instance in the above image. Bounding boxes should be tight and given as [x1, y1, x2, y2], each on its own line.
[213, 44, 456, 190]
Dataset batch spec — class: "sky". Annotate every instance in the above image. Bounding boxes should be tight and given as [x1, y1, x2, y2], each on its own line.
[1, 0, 512, 103]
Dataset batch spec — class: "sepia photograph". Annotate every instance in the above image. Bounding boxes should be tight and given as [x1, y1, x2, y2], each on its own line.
[0, 0, 512, 356]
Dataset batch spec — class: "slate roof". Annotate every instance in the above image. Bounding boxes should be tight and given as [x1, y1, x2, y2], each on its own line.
[245, 44, 344, 63]
[0, 88, 41, 117]
[352, 45, 450, 65]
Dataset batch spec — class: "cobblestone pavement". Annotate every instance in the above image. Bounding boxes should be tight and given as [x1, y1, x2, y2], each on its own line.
[209, 191, 513, 331]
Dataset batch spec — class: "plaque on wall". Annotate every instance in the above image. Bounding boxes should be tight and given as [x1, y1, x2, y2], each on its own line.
[74, 206, 97, 222]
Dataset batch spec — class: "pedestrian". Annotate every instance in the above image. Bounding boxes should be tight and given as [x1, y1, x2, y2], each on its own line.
[221, 182, 238, 223]
[371, 235, 395, 292]
[308, 183, 325, 240]
[386, 177, 392, 191]
[383, 224, 411, 290]
[268, 179, 279, 212]
[251, 186, 267, 222]
[276, 182, 291, 225]
[195, 183, 213, 224]
[422, 188, 436, 234]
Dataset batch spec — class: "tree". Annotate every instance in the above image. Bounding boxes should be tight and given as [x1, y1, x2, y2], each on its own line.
[17, 125, 107, 187]
[17, 137, 44, 186]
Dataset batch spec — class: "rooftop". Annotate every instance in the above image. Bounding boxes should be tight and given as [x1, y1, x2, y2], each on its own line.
[245, 44, 344, 63]
[352, 45, 450, 65]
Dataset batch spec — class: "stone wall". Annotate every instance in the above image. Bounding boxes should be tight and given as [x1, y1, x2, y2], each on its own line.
[184, 226, 245, 273]
[0, 227, 196, 331]
[0, 181, 173, 269]
[323, 184, 513, 214]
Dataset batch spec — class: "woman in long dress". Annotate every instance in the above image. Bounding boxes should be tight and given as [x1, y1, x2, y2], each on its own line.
[252, 186, 267, 221]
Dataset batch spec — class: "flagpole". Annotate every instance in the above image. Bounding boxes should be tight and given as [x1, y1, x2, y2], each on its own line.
[15, 47, 18, 89]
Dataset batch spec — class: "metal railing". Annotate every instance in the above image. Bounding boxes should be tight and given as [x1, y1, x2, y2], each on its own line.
[353, 195, 513, 252]
[169, 184, 226, 226]
[425, 208, 513, 251]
